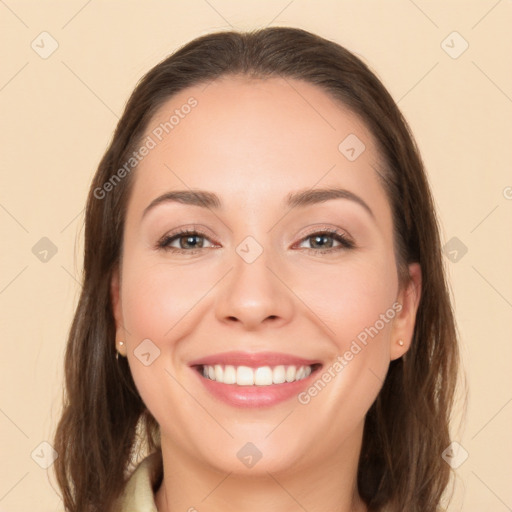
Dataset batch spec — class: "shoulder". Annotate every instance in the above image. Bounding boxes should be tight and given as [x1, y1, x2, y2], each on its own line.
[112, 451, 163, 512]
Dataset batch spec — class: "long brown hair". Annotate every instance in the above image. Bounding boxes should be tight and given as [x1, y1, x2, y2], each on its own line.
[53, 27, 461, 511]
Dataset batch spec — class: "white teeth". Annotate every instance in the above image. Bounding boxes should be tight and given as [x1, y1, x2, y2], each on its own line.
[272, 365, 286, 384]
[214, 364, 223, 381]
[285, 365, 296, 383]
[223, 365, 236, 384]
[236, 366, 254, 386]
[200, 364, 314, 386]
[254, 366, 273, 386]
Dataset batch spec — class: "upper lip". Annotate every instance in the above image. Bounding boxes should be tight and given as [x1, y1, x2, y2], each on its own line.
[189, 351, 322, 368]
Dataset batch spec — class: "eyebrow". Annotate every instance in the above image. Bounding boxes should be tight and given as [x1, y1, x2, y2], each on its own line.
[142, 187, 374, 219]
[142, 190, 221, 219]
[285, 187, 374, 218]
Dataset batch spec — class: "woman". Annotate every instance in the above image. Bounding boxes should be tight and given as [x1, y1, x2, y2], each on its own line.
[53, 27, 460, 512]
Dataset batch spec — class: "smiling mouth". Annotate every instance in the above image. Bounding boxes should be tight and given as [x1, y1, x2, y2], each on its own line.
[194, 363, 322, 386]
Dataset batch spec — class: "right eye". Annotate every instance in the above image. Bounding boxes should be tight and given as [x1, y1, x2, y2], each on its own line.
[156, 229, 217, 254]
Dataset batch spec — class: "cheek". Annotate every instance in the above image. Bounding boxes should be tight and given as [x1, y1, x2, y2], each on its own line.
[121, 259, 215, 341]
[119, 256, 223, 412]
[296, 253, 399, 346]
[119, 259, 210, 428]
[292, 258, 398, 432]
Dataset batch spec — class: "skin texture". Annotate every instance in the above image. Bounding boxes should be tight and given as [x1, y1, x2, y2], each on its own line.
[111, 76, 422, 512]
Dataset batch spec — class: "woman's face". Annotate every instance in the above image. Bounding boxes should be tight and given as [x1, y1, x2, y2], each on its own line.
[111, 75, 421, 475]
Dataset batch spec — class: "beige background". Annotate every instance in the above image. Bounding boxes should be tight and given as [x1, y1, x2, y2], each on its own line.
[1, 1, 511, 510]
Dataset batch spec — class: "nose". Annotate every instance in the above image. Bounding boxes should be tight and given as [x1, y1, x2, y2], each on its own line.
[214, 245, 295, 331]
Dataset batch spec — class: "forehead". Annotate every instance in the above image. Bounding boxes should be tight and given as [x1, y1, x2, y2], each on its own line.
[127, 75, 389, 221]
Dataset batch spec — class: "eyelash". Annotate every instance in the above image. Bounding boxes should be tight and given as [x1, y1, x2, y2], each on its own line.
[156, 226, 355, 255]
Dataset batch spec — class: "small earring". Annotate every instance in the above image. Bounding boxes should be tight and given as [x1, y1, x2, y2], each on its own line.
[116, 341, 125, 360]
[398, 339, 404, 346]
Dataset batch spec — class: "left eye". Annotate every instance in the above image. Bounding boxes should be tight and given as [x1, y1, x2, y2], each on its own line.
[157, 231, 215, 251]
[297, 231, 354, 251]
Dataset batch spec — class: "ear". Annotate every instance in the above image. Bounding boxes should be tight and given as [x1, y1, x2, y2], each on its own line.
[390, 263, 422, 360]
[111, 267, 127, 356]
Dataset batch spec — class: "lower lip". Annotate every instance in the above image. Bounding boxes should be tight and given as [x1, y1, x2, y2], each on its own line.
[192, 366, 320, 408]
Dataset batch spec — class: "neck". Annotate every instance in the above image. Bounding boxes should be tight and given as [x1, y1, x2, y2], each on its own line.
[154, 426, 368, 512]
